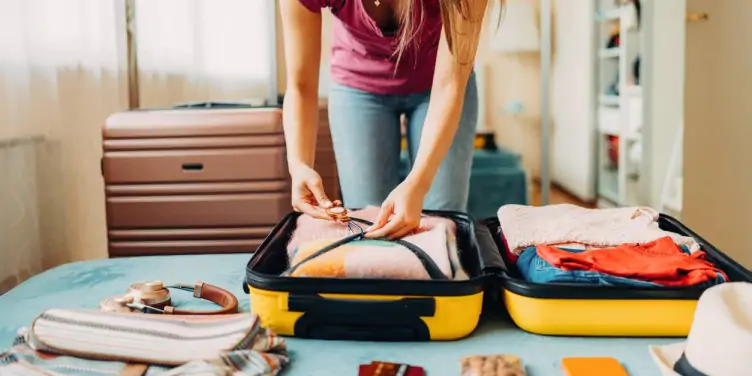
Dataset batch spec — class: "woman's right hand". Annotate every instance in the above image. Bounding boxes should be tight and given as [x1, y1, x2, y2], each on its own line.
[290, 164, 333, 220]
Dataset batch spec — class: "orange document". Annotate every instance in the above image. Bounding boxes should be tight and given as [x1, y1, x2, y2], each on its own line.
[561, 357, 629, 376]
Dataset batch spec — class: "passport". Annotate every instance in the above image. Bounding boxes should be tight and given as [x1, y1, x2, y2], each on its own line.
[358, 361, 426, 376]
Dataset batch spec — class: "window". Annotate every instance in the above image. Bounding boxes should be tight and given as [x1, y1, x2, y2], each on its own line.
[134, 0, 276, 103]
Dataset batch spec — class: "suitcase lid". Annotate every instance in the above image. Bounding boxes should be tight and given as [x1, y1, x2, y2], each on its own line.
[103, 107, 282, 139]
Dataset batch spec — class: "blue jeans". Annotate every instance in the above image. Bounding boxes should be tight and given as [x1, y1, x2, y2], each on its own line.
[516, 246, 728, 288]
[327, 73, 478, 211]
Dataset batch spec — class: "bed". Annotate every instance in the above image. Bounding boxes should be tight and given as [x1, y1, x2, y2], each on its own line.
[0, 254, 673, 375]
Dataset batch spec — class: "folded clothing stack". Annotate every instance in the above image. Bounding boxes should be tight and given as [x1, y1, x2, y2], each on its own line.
[0, 309, 289, 376]
[286, 206, 468, 280]
[498, 204, 728, 288]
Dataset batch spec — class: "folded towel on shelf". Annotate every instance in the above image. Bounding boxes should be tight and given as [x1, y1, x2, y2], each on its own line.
[532, 236, 728, 287]
[286, 206, 468, 280]
[497, 204, 701, 256]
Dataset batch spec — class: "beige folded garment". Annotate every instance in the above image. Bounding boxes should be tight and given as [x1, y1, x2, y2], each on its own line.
[25, 308, 284, 367]
[497, 204, 701, 255]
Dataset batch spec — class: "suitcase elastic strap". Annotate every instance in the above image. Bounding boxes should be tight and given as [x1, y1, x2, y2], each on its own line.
[283, 217, 449, 280]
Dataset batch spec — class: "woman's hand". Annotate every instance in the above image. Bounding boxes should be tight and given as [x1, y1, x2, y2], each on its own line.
[290, 164, 333, 220]
[366, 180, 428, 239]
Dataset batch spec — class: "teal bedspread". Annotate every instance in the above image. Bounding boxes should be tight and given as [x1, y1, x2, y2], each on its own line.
[0, 254, 672, 375]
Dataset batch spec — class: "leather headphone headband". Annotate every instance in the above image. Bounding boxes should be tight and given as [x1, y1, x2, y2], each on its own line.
[164, 282, 239, 315]
[99, 281, 239, 315]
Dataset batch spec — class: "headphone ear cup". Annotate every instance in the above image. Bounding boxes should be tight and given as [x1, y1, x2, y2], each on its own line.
[99, 295, 135, 313]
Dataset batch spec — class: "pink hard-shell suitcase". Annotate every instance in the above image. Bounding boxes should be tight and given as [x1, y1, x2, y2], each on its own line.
[102, 103, 341, 257]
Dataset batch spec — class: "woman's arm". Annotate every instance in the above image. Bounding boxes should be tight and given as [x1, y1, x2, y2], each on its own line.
[279, 0, 334, 218]
[279, 0, 323, 171]
[404, 1, 489, 194]
[367, 0, 489, 238]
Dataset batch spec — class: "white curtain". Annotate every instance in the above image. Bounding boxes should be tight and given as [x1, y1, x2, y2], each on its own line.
[134, 0, 274, 107]
[0, 0, 126, 294]
[0, 0, 275, 294]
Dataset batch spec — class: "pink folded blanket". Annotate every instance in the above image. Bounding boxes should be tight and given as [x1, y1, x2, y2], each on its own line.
[286, 206, 469, 280]
[497, 204, 701, 255]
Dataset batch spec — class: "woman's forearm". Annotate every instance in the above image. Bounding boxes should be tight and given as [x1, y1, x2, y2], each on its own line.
[282, 85, 320, 171]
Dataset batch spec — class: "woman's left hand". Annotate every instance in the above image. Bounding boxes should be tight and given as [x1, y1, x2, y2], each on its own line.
[365, 180, 427, 239]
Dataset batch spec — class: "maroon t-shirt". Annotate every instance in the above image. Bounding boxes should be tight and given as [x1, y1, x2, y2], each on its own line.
[297, 0, 442, 95]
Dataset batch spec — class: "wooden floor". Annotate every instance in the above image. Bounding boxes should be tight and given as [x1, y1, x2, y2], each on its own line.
[530, 180, 595, 208]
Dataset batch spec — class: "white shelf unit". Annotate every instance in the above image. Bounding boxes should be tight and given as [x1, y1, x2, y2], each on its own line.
[594, 1, 643, 208]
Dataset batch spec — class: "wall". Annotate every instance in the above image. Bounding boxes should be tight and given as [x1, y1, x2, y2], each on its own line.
[477, 37, 545, 178]
[475, 0, 546, 179]
[683, 0, 752, 267]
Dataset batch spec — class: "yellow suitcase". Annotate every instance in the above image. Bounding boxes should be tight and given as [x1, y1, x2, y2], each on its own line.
[483, 214, 752, 337]
[243, 210, 504, 341]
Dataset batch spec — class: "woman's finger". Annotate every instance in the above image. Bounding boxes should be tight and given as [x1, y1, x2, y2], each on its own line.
[387, 224, 414, 240]
[367, 201, 393, 232]
[294, 201, 331, 220]
[366, 216, 404, 239]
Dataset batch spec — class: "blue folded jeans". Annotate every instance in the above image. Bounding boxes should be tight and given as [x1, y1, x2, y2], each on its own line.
[516, 246, 727, 287]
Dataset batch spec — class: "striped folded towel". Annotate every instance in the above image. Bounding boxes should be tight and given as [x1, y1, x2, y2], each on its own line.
[0, 309, 289, 375]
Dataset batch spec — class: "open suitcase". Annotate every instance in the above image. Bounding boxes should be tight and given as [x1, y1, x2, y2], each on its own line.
[244, 210, 752, 341]
[102, 102, 341, 257]
[484, 214, 752, 337]
[244, 210, 504, 341]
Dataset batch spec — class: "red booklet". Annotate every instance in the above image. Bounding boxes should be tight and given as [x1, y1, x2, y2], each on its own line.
[359, 361, 426, 376]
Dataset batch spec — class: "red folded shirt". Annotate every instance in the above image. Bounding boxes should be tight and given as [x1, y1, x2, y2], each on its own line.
[536, 236, 729, 286]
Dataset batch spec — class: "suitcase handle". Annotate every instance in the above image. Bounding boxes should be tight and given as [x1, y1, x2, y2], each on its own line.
[172, 100, 268, 109]
[288, 294, 435, 341]
[181, 163, 204, 171]
[288, 293, 435, 316]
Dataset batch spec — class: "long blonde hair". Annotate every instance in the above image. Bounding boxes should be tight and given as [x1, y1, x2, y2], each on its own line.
[393, 0, 505, 67]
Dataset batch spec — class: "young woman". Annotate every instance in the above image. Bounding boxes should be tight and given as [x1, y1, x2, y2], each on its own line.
[280, 0, 495, 239]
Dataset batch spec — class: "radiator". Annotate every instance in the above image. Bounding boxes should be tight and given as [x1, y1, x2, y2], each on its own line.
[0, 135, 45, 294]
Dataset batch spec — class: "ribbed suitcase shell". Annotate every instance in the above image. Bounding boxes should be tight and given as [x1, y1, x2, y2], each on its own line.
[102, 105, 341, 257]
